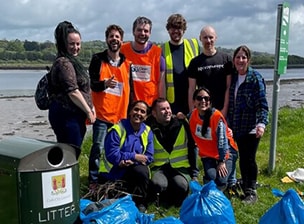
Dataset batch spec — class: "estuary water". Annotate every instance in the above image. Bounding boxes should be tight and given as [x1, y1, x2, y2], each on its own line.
[0, 68, 303, 98]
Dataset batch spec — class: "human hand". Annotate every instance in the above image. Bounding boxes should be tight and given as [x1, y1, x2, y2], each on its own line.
[217, 162, 228, 177]
[87, 109, 96, 124]
[105, 75, 117, 88]
[256, 126, 265, 138]
[227, 127, 233, 138]
[176, 112, 186, 120]
[135, 154, 148, 165]
[119, 160, 134, 167]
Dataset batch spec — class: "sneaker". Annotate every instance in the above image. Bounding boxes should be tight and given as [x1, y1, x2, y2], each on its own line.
[242, 190, 258, 204]
[138, 204, 147, 213]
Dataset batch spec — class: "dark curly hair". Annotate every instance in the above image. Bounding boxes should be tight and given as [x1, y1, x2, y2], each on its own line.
[54, 21, 88, 84]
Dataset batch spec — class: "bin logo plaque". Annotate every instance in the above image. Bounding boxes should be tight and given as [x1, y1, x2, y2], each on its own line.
[42, 168, 73, 208]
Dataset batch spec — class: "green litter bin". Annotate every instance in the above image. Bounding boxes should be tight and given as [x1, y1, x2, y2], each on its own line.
[0, 136, 80, 224]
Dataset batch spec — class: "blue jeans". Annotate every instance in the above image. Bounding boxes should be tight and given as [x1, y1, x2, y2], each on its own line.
[88, 119, 113, 183]
[201, 154, 233, 190]
[228, 149, 238, 186]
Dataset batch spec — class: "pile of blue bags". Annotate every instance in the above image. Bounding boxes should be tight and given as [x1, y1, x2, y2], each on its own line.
[79, 180, 235, 224]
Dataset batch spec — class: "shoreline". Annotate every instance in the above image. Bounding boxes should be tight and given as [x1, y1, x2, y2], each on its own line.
[1, 80, 304, 142]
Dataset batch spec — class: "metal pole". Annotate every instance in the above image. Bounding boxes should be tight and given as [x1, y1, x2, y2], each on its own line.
[268, 4, 282, 173]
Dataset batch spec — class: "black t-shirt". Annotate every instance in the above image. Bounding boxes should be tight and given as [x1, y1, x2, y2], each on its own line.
[187, 51, 233, 110]
[169, 43, 189, 115]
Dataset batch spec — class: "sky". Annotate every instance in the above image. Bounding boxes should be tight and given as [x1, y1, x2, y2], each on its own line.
[0, 0, 303, 57]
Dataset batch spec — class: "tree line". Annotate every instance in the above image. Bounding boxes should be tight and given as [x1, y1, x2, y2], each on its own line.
[0, 39, 303, 68]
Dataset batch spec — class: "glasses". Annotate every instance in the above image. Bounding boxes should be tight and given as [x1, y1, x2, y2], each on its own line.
[195, 95, 210, 102]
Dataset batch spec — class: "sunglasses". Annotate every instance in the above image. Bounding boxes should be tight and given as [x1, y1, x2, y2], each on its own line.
[195, 95, 210, 102]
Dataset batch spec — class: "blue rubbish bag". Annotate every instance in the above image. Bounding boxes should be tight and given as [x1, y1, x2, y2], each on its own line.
[152, 216, 183, 224]
[80, 195, 140, 224]
[259, 188, 304, 224]
[180, 180, 236, 224]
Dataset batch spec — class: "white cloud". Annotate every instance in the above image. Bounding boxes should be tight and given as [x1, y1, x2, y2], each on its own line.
[0, 0, 303, 56]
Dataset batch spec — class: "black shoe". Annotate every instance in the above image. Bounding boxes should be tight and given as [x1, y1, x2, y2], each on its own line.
[227, 184, 238, 197]
[242, 190, 258, 204]
[138, 204, 147, 213]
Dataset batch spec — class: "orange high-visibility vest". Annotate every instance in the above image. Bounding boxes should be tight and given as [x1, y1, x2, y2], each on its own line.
[189, 108, 237, 159]
[92, 61, 131, 123]
[121, 42, 161, 106]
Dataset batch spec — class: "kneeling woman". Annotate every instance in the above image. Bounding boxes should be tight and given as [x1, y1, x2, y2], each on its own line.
[189, 87, 238, 191]
[100, 100, 154, 212]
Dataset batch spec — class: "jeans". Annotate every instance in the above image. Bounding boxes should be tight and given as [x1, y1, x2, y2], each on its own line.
[88, 119, 113, 183]
[151, 166, 189, 206]
[201, 154, 233, 190]
[48, 100, 86, 152]
[228, 149, 238, 186]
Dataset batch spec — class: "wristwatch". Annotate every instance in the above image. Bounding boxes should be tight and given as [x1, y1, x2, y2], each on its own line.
[218, 159, 225, 163]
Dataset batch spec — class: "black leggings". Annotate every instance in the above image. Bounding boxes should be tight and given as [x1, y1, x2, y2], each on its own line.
[236, 134, 260, 190]
[123, 164, 150, 206]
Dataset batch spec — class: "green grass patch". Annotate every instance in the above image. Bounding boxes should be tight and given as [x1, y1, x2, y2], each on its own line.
[78, 106, 304, 223]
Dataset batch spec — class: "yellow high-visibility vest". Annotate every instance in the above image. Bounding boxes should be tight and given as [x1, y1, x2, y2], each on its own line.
[99, 122, 150, 173]
[150, 125, 190, 169]
[162, 38, 200, 103]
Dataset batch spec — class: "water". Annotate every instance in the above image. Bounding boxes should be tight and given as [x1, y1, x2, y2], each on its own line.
[0, 69, 45, 98]
[0, 68, 303, 98]
[255, 68, 304, 81]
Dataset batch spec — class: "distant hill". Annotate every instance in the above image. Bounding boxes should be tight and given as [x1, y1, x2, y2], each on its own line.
[0, 39, 303, 68]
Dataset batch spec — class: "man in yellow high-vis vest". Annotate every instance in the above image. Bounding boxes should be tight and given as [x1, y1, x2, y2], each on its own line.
[145, 98, 198, 207]
[161, 14, 200, 116]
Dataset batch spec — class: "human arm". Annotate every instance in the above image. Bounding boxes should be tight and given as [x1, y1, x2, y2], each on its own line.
[221, 74, 231, 118]
[89, 53, 106, 92]
[255, 75, 269, 138]
[182, 119, 199, 179]
[57, 58, 96, 123]
[68, 90, 96, 123]
[126, 127, 154, 166]
[158, 56, 166, 98]
[188, 78, 196, 112]
[216, 118, 228, 177]
[141, 129, 154, 165]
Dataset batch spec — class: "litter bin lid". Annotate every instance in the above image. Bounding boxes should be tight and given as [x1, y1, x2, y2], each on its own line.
[0, 136, 79, 171]
[0, 136, 55, 159]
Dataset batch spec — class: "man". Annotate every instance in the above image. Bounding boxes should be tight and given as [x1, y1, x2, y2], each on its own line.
[88, 24, 132, 190]
[162, 13, 200, 115]
[121, 16, 165, 106]
[187, 25, 233, 117]
[145, 98, 198, 207]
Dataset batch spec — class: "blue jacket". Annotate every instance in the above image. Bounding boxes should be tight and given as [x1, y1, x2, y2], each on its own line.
[103, 119, 154, 180]
[228, 67, 269, 138]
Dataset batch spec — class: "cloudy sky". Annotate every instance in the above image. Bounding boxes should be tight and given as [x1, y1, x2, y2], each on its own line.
[0, 0, 303, 56]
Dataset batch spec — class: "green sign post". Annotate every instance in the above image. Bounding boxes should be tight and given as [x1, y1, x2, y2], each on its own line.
[277, 2, 290, 75]
[269, 2, 291, 173]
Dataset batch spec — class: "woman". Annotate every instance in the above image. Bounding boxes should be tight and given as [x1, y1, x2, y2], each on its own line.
[227, 45, 269, 204]
[189, 87, 238, 191]
[48, 21, 96, 152]
[100, 100, 154, 213]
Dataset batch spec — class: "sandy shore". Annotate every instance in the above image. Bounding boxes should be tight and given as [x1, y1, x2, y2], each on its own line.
[0, 80, 304, 142]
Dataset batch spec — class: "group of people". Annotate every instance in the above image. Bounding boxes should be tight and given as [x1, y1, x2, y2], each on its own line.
[46, 13, 269, 213]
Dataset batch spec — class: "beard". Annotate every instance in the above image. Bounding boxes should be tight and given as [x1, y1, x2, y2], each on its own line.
[107, 41, 121, 53]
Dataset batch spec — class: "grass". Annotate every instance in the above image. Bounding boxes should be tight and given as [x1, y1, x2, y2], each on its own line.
[78, 106, 304, 223]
